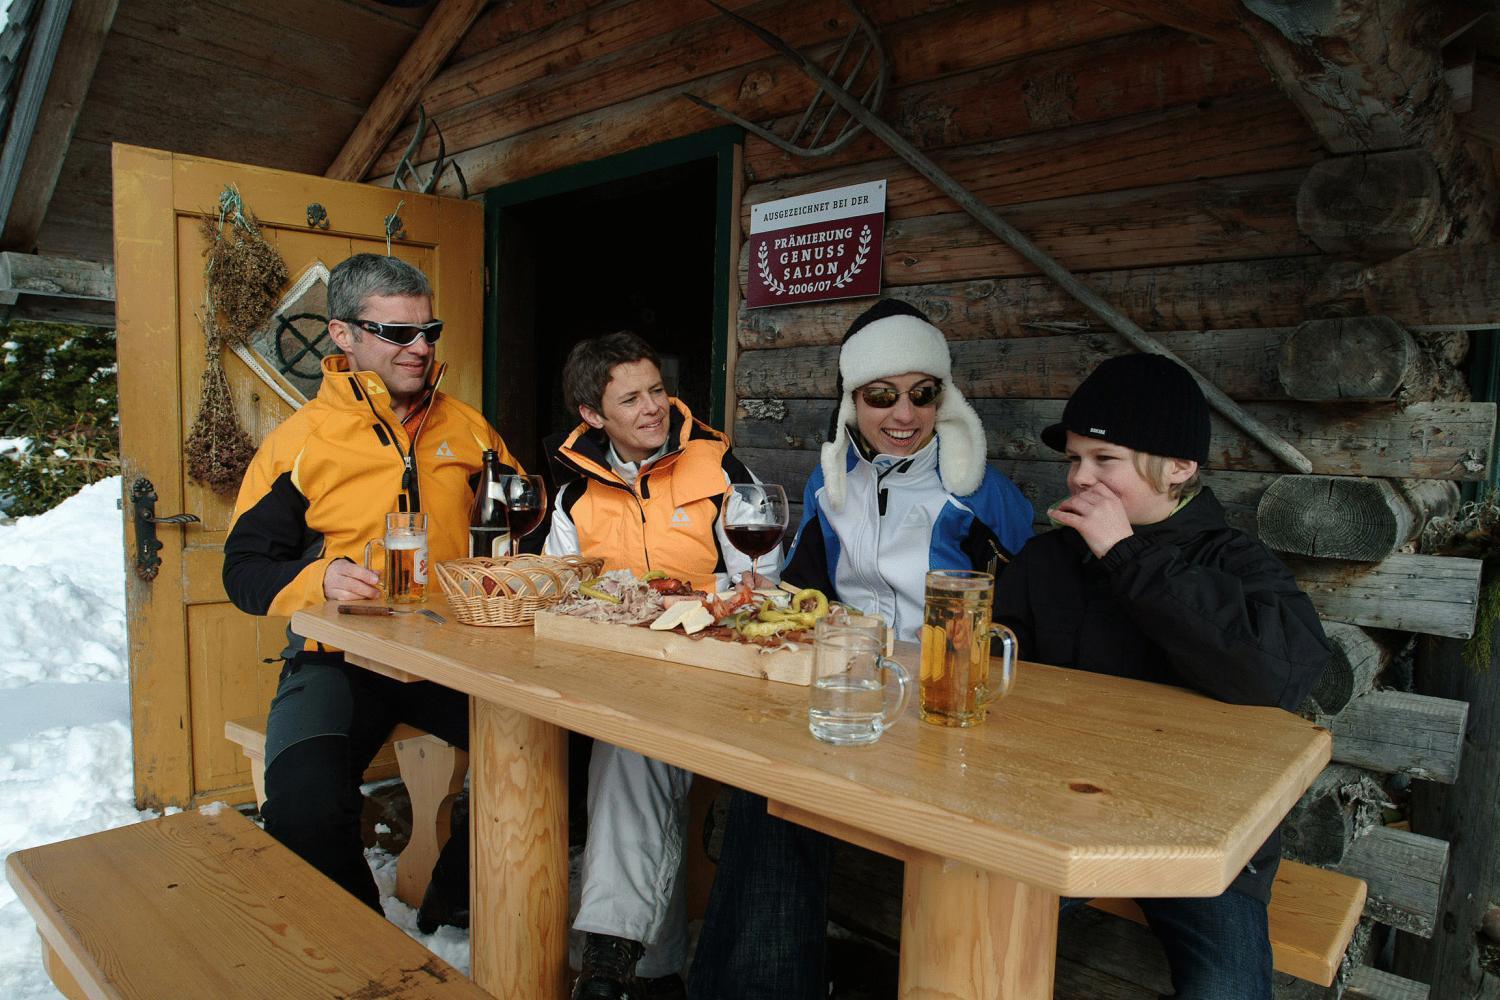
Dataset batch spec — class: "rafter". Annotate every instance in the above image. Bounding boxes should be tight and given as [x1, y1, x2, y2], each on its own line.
[0, 0, 118, 253]
[325, 0, 488, 183]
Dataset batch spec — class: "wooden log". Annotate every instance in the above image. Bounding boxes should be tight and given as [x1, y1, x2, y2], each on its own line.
[380, 0, 1140, 180]
[1086, 0, 1249, 46]
[1285, 553, 1483, 639]
[1337, 825, 1449, 938]
[1321, 691, 1469, 784]
[1296, 151, 1449, 258]
[451, 0, 605, 62]
[1241, 0, 1496, 242]
[1256, 476, 1459, 561]
[741, 92, 1320, 225]
[325, 0, 489, 182]
[1282, 765, 1386, 868]
[1278, 317, 1417, 401]
[1396, 633, 1500, 994]
[0, 252, 115, 300]
[732, 398, 1497, 482]
[739, 172, 1312, 291]
[1303, 623, 1391, 718]
[1345, 966, 1430, 1000]
[737, 243, 1500, 350]
[743, 26, 1271, 183]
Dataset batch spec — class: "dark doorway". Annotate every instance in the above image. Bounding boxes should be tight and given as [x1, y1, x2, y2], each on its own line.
[485, 128, 741, 476]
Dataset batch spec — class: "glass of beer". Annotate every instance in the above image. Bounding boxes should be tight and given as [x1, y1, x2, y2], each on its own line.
[919, 570, 1017, 728]
[808, 614, 910, 745]
[364, 512, 428, 603]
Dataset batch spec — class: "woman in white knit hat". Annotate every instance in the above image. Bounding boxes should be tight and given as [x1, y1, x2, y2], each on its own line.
[688, 299, 1034, 1000]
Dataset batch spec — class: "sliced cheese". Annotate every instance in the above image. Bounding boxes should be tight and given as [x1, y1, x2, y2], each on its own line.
[650, 601, 704, 631]
[680, 605, 715, 635]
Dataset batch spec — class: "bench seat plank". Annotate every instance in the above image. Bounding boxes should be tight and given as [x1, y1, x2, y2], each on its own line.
[6, 808, 487, 999]
[1090, 860, 1367, 987]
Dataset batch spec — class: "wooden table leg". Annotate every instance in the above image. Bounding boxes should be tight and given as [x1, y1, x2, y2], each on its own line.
[470, 697, 569, 998]
[899, 854, 1059, 999]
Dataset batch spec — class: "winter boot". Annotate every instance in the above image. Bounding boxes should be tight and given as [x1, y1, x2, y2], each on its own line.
[572, 933, 645, 999]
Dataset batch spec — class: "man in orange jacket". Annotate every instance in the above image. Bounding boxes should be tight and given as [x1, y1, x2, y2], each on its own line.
[223, 254, 521, 932]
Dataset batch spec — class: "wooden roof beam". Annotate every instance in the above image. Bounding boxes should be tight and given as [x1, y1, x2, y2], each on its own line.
[0, 251, 114, 300]
[325, 0, 489, 183]
[1092, 1, 1252, 47]
[1241, 0, 1497, 244]
[0, 0, 118, 254]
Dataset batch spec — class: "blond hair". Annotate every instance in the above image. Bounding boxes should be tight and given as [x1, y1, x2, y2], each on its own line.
[1132, 451, 1202, 501]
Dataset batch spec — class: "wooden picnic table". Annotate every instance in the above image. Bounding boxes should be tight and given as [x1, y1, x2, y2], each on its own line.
[292, 601, 1331, 999]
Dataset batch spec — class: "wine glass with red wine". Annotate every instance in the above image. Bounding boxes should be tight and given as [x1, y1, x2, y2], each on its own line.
[721, 483, 789, 565]
[495, 474, 549, 556]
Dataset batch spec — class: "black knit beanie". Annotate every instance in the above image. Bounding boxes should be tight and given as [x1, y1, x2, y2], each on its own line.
[1041, 353, 1210, 463]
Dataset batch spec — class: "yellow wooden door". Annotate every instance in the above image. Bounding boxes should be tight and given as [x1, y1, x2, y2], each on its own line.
[113, 144, 483, 809]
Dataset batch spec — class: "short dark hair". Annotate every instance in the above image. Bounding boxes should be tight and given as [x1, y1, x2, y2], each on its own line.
[327, 253, 431, 326]
[563, 332, 663, 414]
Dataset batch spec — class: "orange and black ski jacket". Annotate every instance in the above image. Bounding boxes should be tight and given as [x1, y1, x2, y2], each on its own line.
[548, 398, 751, 593]
[223, 355, 521, 644]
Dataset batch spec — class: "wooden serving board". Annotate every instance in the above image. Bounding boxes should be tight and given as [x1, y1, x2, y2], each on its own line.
[532, 609, 815, 686]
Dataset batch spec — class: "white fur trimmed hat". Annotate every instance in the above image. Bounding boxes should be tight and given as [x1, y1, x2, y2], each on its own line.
[820, 299, 987, 509]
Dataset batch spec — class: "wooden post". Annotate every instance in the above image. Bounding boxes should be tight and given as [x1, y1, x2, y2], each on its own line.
[469, 697, 568, 998]
[899, 854, 1058, 998]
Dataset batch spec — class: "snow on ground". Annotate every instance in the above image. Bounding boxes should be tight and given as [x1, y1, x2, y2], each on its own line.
[0, 478, 470, 997]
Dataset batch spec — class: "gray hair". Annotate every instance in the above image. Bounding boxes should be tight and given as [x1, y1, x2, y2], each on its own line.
[327, 254, 431, 323]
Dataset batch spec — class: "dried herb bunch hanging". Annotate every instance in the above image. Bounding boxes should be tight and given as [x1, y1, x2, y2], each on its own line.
[185, 185, 288, 496]
[199, 185, 289, 342]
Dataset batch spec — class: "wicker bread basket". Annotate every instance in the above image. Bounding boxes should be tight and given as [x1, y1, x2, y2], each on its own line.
[435, 554, 604, 627]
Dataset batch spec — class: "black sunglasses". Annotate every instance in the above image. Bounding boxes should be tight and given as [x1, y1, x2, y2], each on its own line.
[341, 317, 444, 347]
[858, 382, 943, 409]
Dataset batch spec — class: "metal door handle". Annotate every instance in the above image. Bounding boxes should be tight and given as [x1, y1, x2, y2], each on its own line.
[131, 477, 200, 581]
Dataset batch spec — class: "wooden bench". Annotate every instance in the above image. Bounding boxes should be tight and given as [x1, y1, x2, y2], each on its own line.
[1090, 859, 1368, 986]
[223, 716, 467, 909]
[6, 808, 488, 999]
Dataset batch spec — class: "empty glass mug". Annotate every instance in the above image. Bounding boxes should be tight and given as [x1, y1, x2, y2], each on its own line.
[919, 570, 1017, 727]
[808, 615, 911, 745]
[364, 512, 428, 603]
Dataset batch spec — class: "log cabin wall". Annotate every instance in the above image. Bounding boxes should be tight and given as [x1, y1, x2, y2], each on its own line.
[376, 2, 1498, 996]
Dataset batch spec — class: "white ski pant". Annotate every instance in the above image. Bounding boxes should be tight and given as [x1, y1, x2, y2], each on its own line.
[573, 740, 693, 978]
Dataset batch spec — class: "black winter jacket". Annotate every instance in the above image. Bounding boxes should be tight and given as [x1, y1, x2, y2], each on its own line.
[994, 487, 1330, 902]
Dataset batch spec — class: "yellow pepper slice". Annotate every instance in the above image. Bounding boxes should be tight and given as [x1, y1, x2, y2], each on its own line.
[579, 578, 622, 604]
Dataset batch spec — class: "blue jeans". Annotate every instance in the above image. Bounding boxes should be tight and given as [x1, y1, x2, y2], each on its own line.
[691, 790, 1272, 1000]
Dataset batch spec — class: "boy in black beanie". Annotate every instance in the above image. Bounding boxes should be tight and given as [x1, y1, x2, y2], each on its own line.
[996, 352, 1331, 999]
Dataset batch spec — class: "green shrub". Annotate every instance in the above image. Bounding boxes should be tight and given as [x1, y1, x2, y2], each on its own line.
[0, 321, 120, 516]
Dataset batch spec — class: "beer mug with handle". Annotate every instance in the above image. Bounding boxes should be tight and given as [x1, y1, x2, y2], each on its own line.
[808, 614, 910, 745]
[919, 570, 1018, 727]
[364, 512, 429, 603]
